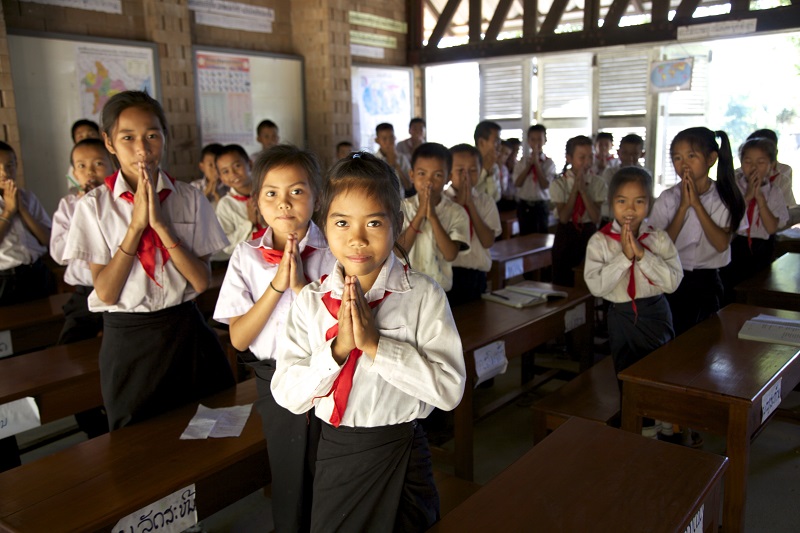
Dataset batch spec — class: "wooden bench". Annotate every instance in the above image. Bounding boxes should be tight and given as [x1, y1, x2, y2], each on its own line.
[735, 251, 800, 312]
[488, 232, 554, 290]
[0, 379, 269, 532]
[531, 356, 620, 444]
[0, 293, 71, 356]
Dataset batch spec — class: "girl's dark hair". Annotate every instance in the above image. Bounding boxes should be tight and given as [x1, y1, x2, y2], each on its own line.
[562, 135, 593, 175]
[70, 138, 110, 166]
[251, 144, 323, 201]
[739, 137, 777, 163]
[100, 90, 168, 139]
[320, 152, 410, 265]
[670, 127, 745, 233]
[608, 166, 654, 215]
[71, 119, 100, 141]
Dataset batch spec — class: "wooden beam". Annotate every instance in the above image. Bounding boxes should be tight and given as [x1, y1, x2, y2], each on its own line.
[485, 0, 515, 41]
[584, 0, 600, 31]
[408, 0, 425, 65]
[652, 0, 670, 22]
[729, 0, 750, 14]
[674, 0, 702, 21]
[602, 0, 631, 29]
[469, 0, 482, 44]
[630, 0, 644, 15]
[425, 0, 457, 36]
[540, 0, 569, 35]
[523, 0, 539, 38]
[427, 0, 463, 49]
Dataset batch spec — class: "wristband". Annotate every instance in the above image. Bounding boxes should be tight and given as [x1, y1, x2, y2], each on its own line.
[118, 245, 136, 257]
[410, 222, 422, 234]
[164, 239, 181, 250]
[269, 281, 285, 294]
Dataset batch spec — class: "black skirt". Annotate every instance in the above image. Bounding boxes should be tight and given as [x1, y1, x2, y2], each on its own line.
[607, 294, 674, 376]
[100, 300, 234, 430]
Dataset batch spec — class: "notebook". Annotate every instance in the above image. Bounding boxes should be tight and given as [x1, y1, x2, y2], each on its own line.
[738, 314, 800, 347]
[504, 281, 568, 301]
[480, 282, 568, 308]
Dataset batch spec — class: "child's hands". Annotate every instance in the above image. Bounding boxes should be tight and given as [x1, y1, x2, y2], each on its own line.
[348, 276, 380, 358]
[1, 180, 19, 215]
[287, 233, 307, 294]
[455, 181, 471, 209]
[415, 183, 430, 224]
[679, 169, 695, 210]
[131, 163, 150, 231]
[331, 272, 356, 364]
[747, 169, 763, 202]
[143, 163, 167, 230]
[626, 222, 644, 261]
[620, 221, 635, 260]
[270, 235, 294, 293]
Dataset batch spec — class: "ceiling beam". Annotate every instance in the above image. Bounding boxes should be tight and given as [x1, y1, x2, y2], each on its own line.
[485, 0, 516, 41]
[426, 0, 463, 48]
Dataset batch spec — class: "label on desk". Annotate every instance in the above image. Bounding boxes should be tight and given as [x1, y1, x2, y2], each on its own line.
[761, 378, 782, 423]
[505, 257, 524, 279]
[564, 303, 586, 332]
[0, 329, 13, 358]
[683, 504, 703, 533]
[511, 220, 520, 236]
[113, 484, 197, 533]
[474, 340, 508, 387]
[0, 397, 40, 439]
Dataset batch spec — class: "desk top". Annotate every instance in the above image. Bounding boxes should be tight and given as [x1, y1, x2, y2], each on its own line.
[489, 233, 554, 262]
[0, 293, 70, 330]
[429, 417, 728, 532]
[736, 252, 800, 298]
[619, 304, 800, 403]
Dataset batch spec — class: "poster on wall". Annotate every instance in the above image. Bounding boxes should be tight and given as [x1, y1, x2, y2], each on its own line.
[649, 58, 694, 93]
[196, 52, 254, 146]
[351, 66, 413, 152]
[77, 44, 156, 121]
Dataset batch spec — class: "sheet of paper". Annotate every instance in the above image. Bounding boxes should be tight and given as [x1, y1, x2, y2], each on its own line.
[505, 257, 524, 279]
[761, 378, 782, 424]
[0, 397, 41, 439]
[180, 404, 253, 440]
[564, 303, 586, 333]
[474, 341, 508, 387]
[112, 484, 197, 533]
[0, 329, 12, 358]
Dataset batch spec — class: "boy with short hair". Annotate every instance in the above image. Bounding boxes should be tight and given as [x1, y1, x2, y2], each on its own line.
[446, 144, 502, 305]
[192, 143, 228, 205]
[514, 125, 557, 234]
[591, 132, 619, 176]
[396, 117, 426, 161]
[473, 121, 502, 203]
[398, 142, 470, 292]
[374, 122, 412, 196]
[215, 144, 258, 259]
[252, 119, 280, 160]
[336, 140, 354, 161]
[600, 133, 645, 223]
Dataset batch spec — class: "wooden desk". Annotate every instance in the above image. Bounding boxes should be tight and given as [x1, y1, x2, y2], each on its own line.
[449, 283, 593, 480]
[488, 232, 554, 290]
[619, 304, 800, 533]
[498, 210, 519, 240]
[0, 337, 102, 424]
[0, 293, 71, 356]
[0, 379, 268, 533]
[429, 417, 727, 533]
[735, 252, 800, 312]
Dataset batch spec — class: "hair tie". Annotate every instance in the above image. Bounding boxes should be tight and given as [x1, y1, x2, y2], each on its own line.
[352, 152, 361, 159]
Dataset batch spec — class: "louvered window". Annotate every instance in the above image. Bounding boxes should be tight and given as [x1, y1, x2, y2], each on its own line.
[540, 56, 592, 119]
[480, 62, 524, 121]
[598, 53, 649, 117]
[663, 55, 709, 116]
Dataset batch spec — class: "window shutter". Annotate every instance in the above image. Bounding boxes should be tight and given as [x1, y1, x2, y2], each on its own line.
[480, 61, 524, 121]
[598, 52, 649, 117]
[540, 57, 592, 118]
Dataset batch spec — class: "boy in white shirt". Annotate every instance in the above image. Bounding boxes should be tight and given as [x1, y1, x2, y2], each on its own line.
[374, 122, 412, 196]
[514, 124, 557, 234]
[591, 132, 620, 177]
[396, 117, 426, 161]
[191, 143, 228, 205]
[214, 144, 259, 260]
[474, 120, 502, 203]
[600, 133, 645, 223]
[251, 119, 280, 160]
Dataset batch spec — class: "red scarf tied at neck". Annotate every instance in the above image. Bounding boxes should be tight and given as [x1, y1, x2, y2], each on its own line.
[599, 222, 654, 320]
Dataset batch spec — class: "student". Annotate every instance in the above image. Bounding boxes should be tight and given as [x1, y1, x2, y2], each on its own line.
[374, 122, 412, 196]
[253, 119, 280, 159]
[591, 132, 620, 176]
[720, 137, 789, 304]
[336, 140, 354, 161]
[504, 137, 521, 176]
[271, 152, 466, 532]
[445, 144, 501, 304]
[746, 129, 796, 209]
[214, 145, 335, 533]
[51, 138, 111, 344]
[584, 167, 682, 438]
[191, 143, 228, 205]
[214, 144, 259, 259]
[396, 117, 426, 161]
[648, 127, 745, 337]
[513, 125, 557, 235]
[473, 121, 502, 203]
[63, 90, 234, 430]
[600, 133, 645, 223]
[496, 140, 516, 211]
[397, 142, 470, 292]
[549, 135, 606, 287]
[67, 119, 102, 190]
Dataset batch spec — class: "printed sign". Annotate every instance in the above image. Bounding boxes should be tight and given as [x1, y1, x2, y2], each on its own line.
[677, 19, 757, 41]
[564, 303, 586, 333]
[349, 11, 408, 33]
[350, 31, 397, 49]
[683, 504, 704, 533]
[761, 378, 782, 423]
[0, 398, 41, 439]
[113, 485, 197, 533]
[24, 0, 121, 13]
[351, 44, 385, 59]
[474, 341, 508, 387]
[0, 330, 12, 358]
[504, 257, 524, 279]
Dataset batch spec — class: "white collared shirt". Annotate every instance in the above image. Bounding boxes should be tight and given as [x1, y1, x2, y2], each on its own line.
[401, 194, 470, 291]
[734, 171, 789, 240]
[584, 221, 683, 303]
[513, 153, 556, 202]
[50, 194, 93, 287]
[476, 164, 501, 202]
[0, 189, 50, 270]
[549, 170, 607, 224]
[214, 191, 254, 259]
[648, 181, 732, 270]
[373, 150, 409, 198]
[213, 223, 336, 360]
[63, 170, 228, 312]
[272, 253, 466, 427]
[444, 186, 501, 272]
[776, 162, 796, 207]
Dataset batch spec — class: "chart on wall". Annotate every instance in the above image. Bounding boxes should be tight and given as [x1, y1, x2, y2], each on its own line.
[351, 66, 413, 152]
[77, 44, 156, 118]
[193, 48, 305, 157]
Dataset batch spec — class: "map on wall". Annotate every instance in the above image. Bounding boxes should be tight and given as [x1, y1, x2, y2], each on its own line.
[77, 44, 155, 119]
[351, 66, 412, 151]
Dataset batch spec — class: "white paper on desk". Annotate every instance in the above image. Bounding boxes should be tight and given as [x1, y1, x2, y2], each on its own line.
[474, 341, 508, 387]
[112, 484, 197, 533]
[179, 404, 253, 440]
[0, 329, 13, 359]
[0, 397, 40, 439]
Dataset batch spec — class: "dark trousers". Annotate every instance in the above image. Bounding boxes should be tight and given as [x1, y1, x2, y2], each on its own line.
[447, 267, 487, 307]
[516, 200, 549, 235]
[552, 222, 597, 287]
[667, 268, 723, 337]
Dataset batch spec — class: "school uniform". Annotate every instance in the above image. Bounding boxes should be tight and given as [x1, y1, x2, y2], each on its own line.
[443, 185, 501, 304]
[476, 164, 502, 203]
[190, 176, 229, 205]
[272, 253, 466, 532]
[0, 188, 55, 306]
[549, 170, 607, 287]
[775, 162, 796, 207]
[214, 223, 335, 533]
[720, 171, 790, 304]
[591, 154, 620, 177]
[63, 170, 234, 430]
[401, 194, 470, 292]
[395, 138, 416, 161]
[513, 152, 556, 234]
[584, 222, 683, 375]
[214, 190, 255, 260]
[374, 150, 410, 198]
[648, 181, 733, 336]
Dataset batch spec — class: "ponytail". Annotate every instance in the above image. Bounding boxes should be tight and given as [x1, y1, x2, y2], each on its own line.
[713, 130, 745, 233]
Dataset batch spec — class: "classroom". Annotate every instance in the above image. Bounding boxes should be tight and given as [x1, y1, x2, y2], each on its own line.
[1, 0, 799, 532]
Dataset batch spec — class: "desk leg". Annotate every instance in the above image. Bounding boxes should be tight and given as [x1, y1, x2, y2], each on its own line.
[454, 366, 475, 481]
[722, 405, 751, 533]
[620, 382, 643, 434]
[489, 264, 503, 291]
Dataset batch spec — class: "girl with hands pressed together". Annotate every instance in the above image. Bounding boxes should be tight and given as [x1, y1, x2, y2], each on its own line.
[64, 91, 233, 431]
[272, 152, 466, 533]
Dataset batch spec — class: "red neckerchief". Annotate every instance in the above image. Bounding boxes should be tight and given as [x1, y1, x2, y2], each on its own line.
[599, 222, 654, 321]
[746, 197, 759, 250]
[251, 224, 267, 240]
[229, 192, 250, 202]
[105, 172, 175, 286]
[572, 183, 586, 229]
[260, 245, 316, 265]
[768, 171, 779, 183]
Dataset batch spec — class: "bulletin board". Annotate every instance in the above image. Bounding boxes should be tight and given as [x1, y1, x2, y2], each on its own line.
[351, 65, 413, 152]
[7, 31, 160, 214]
[193, 46, 305, 157]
